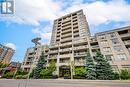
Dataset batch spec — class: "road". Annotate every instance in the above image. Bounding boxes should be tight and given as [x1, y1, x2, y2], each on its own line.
[0, 79, 130, 87]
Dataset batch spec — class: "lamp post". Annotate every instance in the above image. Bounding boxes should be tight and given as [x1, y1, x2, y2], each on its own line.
[28, 37, 41, 79]
[25, 37, 41, 87]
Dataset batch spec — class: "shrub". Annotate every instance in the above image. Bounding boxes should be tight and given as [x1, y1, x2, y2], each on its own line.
[16, 70, 28, 76]
[64, 73, 70, 79]
[40, 69, 52, 78]
[113, 72, 120, 80]
[2, 72, 14, 79]
[16, 75, 28, 79]
[73, 75, 86, 79]
[120, 69, 130, 80]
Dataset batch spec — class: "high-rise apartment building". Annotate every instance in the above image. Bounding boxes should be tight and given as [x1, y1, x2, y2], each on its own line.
[49, 10, 90, 76]
[0, 44, 15, 64]
[22, 10, 130, 76]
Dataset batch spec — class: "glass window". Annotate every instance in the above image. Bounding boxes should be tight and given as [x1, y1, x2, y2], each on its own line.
[100, 40, 108, 45]
[117, 54, 127, 61]
[113, 45, 123, 52]
[105, 55, 113, 61]
[98, 34, 106, 40]
[109, 32, 116, 38]
[103, 47, 111, 52]
[111, 38, 119, 44]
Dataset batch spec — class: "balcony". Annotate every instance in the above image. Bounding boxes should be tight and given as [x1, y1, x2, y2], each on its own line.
[74, 45, 88, 50]
[59, 48, 72, 52]
[60, 42, 72, 47]
[62, 29, 72, 34]
[124, 40, 130, 45]
[62, 26, 71, 30]
[59, 62, 69, 66]
[61, 38, 72, 42]
[49, 44, 59, 48]
[61, 33, 72, 38]
[75, 62, 85, 66]
[48, 55, 57, 59]
[91, 45, 100, 49]
[62, 21, 71, 26]
[74, 52, 86, 57]
[59, 54, 71, 58]
[49, 50, 58, 54]
[120, 32, 130, 38]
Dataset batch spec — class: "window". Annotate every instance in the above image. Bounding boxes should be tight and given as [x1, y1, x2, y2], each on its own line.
[128, 48, 130, 52]
[100, 40, 108, 45]
[98, 34, 106, 40]
[105, 55, 113, 61]
[109, 32, 116, 38]
[113, 46, 123, 52]
[117, 54, 127, 61]
[103, 47, 111, 52]
[111, 38, 119, 44]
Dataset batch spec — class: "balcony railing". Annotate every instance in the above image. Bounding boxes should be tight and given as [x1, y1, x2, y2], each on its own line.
[120, 32, 130, 37]
[49, 50, 58, 54]
[59, 54, 71, 58]
[61, 33, 72, 38]
[124, 40, 130, 45]
[62, 29, 72, 34]
[59, 48, 72, 52]
[74, 52, 86, 57]
[60, 42, 72, 47]
[91, 45, 100, 49]
[61, 38, 72, 42]
[74, 45, 88, 50]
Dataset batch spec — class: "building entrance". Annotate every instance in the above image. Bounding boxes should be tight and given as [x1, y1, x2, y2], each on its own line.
[59, 65, 70, 78]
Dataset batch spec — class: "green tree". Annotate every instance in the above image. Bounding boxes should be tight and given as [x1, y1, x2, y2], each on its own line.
[120, 69, 130, 80]
[48, 59, 56, 74]
[34, 52, 45, 79]
[113, 72, 120, 80]
[40, 59, 56, 78]
[95, 51, 114, 80]
[40, 68, 52, 78]
[74, 67, 86, 79]
[86, 52, 96, 80]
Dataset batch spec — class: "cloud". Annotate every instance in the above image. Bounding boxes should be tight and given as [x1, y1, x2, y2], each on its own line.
[59, 0, 130, 26]
[30, 0, 130, 44]
[0, 0, 130, 27]
[32, 25, 52, 44]
[0, 0, 61, 25]
[5, 43, 16, 50]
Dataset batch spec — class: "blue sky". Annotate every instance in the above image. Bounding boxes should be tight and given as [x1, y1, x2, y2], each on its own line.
[0, 0, 130, 62]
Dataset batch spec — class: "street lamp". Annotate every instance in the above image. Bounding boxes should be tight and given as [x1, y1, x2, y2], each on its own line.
[25, 37, 41, 87]
[28, 37, 41, 78]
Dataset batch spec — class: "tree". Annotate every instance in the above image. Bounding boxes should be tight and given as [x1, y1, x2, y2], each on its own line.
[40, 68, 51, 78]
[95, 51, 114, 80]
[86, 52, 96, 80]
[34, 52, 45, 79]
[120, 69, 130, 80]
[40, 59, 56, 79]
[74, 67, 86, 79]
[48, 59, 56, 74]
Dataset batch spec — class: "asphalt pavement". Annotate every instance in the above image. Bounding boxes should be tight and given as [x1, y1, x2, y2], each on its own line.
[0, 79, 130, 87]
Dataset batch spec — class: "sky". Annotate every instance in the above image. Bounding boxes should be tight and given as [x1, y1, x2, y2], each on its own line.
[0, 0, 130, 62]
